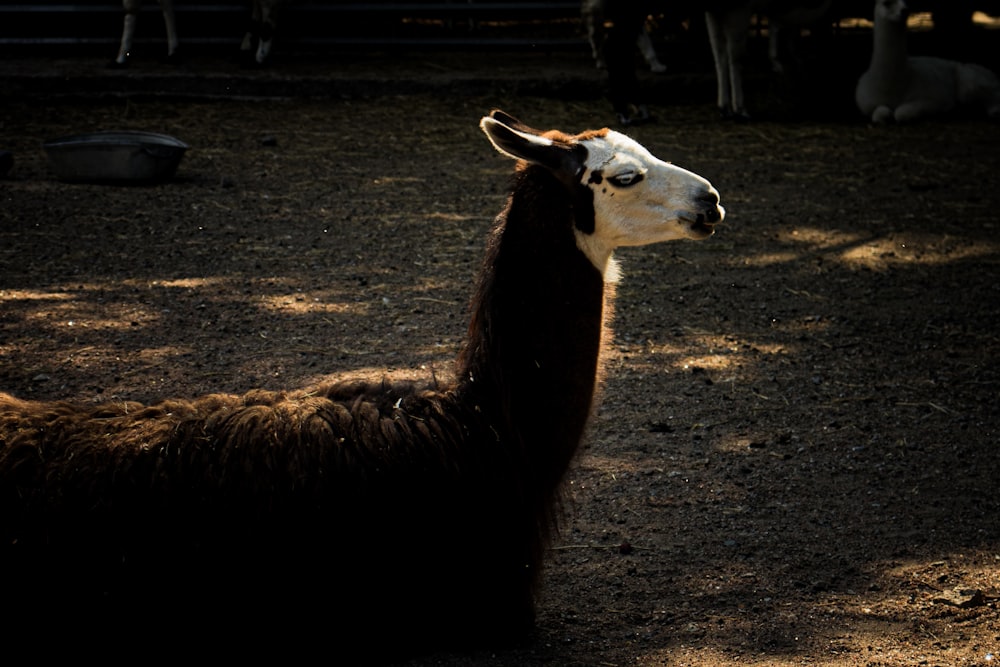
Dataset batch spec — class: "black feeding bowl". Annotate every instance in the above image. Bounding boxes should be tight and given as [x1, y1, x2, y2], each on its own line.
[43, 130, 188, 184]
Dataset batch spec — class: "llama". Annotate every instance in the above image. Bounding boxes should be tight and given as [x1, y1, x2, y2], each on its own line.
[113, 0, 178, 66]
[855, 0, 1000, 122]
[0, 110, 723, 655]
[705, 0, 833, 119]
[113, 0, 283, 67]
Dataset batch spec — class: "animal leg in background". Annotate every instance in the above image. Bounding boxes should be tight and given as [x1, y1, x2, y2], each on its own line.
[705, 4, 752, 119]
[637, 29, 667, 73]
[766, 0, 832, 74]
[602, 1, 652, 124]
[114, 0, 178, 67]
[706, 0, 832, 119]
[241, 0, 282, 65]
[583, 0, 666, 73]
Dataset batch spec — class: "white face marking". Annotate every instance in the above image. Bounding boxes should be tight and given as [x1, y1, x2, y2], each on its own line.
[574, 131, 725, 279]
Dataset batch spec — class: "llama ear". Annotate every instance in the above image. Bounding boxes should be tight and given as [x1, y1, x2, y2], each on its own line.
[486, 109, 526, 130]
[480, 112, 585, 177]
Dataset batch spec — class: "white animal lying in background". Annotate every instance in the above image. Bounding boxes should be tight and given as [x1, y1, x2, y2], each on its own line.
[855, 0, 1000, 122]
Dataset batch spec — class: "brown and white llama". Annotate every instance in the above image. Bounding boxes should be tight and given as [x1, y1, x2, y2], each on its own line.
[113, 0, 283, 66]
[0, 111, 723, 657]
[855, 0, 1000, 122]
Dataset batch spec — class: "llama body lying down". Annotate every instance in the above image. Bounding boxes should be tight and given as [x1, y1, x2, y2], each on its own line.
[0, 111, 723, 656]
[855, 0, 1000, 122]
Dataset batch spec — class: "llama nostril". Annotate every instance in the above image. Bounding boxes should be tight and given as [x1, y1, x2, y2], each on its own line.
[696, 189, 722, 223]
[698, 190, 720, 207]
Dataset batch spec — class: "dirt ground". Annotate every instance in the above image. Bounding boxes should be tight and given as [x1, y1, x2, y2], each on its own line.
[1, 49, 999, 666]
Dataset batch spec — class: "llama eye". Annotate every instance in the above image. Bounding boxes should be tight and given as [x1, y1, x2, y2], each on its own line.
[608, 172, 644, 188]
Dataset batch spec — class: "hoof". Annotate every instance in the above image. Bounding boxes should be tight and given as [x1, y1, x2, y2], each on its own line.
[719, 107, 751, 123]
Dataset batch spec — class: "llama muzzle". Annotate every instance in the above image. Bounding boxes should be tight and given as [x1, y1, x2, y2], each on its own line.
[686, 190, 725, 237]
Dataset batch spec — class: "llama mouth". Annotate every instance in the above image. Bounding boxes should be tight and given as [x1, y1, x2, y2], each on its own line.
[689, 220, 717, 238]
[680, 207, 724, 237]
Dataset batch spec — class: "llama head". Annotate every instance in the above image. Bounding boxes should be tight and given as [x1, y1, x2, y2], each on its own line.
[875, 0, 909, 24]
[480, 110, 724, 278]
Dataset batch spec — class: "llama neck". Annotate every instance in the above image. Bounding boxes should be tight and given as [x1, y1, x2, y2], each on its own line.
[457, 167, 611, 491]
[870, 14, 909, 75]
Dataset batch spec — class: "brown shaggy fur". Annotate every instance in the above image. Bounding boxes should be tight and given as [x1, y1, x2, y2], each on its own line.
[0, 113, 612, 659]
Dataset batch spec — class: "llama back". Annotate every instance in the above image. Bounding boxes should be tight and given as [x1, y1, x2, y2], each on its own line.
[897, 57, 1000, 118]
[954, 60, 1000, 115]
[0, 385, 540, 650]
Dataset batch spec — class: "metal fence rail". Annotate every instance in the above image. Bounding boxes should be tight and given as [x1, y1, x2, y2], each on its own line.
[0, 1, 588, 50]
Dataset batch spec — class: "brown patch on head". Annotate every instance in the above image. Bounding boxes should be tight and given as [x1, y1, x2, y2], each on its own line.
[541, 128, 610, 144]
[575, 128, 611, 142]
